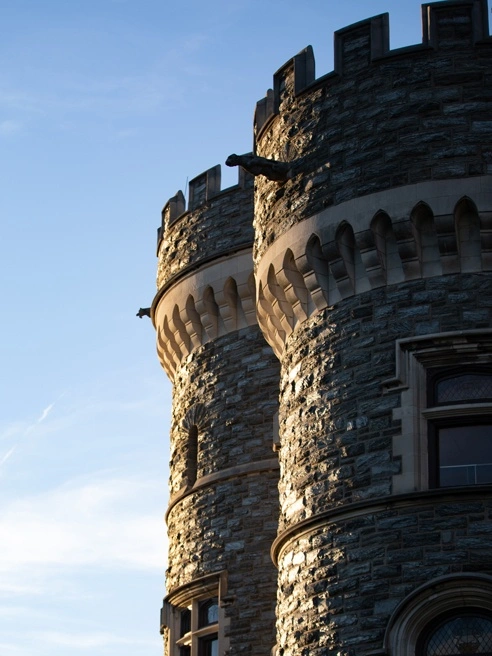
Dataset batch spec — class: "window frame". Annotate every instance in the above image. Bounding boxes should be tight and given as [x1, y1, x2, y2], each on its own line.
[426, 366, 492, 489]
[160, 572, 228, 656]
[384, 573, 492, 656]
[416, 607, 492, 656]
[384, 330, 492, 494]
[175, 596, 219, 656]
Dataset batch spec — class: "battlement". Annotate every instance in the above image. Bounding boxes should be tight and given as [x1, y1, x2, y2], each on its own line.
[157, 164, 253, 252]
[255, 0, 490, 134]
[156, 164, 255, 291]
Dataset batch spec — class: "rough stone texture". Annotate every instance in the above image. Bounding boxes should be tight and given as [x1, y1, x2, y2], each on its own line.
[165, 327, 281, 656]
[254, 8, 492, 260]
[157, 174, 254, 289]
[169, 328, 280, 497]
[152, 4, 492, 656]
[276, 495, 492, 656]
[277, 274, 492, 532]
[167, 472, 279, 655]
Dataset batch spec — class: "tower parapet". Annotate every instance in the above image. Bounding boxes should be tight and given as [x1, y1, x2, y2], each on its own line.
[254, 0, 491, 261]
[156, 165, 253, 289]
[153, 165, 257, 377]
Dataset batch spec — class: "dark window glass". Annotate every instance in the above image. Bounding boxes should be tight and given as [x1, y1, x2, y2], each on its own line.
[198, 634, 218, 656]
[198, 599, 218, 628]
[429, 370, 492, 488]
[436, 373, 492, 405]
[179, 647, 191, 656]
[438, 425, 492, 486]
[187, 425, 198, 486]
[420, 611, 492, 656]
[180, 608, 191, 637]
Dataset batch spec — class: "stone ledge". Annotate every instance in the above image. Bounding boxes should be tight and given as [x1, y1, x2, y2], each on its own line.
[166, 457, 280, 522]
[271, 485, 492, 565]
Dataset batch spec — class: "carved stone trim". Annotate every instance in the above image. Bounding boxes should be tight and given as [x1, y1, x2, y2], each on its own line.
[179, 403, 206, 435]
[154, 250, 257, 378]
[166, 458, 280, 522]
[271, 486, 492, 566]
[163, 570, 228, 610]
[384, 573, 492, 656]
[254, 176, 492, 357]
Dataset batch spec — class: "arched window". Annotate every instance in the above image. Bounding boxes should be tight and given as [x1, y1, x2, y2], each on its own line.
[417, 609, 492, 656]
[180, 403, 205, 489]
[161, 572, 227, 656]
[385, 574, 492, 656]
[427, 368, 492, 488]
[187, 425, 198, 487]
[176, 597, 219, 656]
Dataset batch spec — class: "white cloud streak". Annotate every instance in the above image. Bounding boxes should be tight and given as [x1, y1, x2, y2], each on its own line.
[0, 446, 16, 467]
[37, 403, 54, 423]
[0, 474, 167, 591]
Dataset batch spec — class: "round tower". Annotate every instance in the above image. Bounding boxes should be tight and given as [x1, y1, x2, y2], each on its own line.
[252, 1, 492, 654]
[152, 166, 280, 656]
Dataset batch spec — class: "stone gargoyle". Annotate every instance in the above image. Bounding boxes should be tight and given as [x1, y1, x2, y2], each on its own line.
[226, 153, 294, 182]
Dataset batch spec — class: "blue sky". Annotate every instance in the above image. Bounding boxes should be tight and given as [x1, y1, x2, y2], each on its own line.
[1, 1, 490, 655]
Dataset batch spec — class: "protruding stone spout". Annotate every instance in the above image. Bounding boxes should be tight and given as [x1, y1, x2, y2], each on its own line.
[226, 153, 292, 182]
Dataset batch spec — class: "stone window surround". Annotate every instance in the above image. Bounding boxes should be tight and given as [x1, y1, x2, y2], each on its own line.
[384, 573, 492, 656]
[161, 571, 230, 656]
[384, 329, 492, 495]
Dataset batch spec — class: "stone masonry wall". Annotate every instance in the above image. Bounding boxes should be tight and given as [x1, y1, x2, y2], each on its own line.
[278, 273, 492, 531]
[168, 327, 279, 497]
[274, 272, 492, 656]
[157, 174, 254, 289]
[254, 3, 492, 260]
[275, 494, 492, 656]
[166, 326, 280, 656]
[167, 472, 279, 655]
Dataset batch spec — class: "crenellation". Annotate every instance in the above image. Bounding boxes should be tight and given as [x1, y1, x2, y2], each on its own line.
[334, 14, 390, 75]
[423, 0, 490, 48]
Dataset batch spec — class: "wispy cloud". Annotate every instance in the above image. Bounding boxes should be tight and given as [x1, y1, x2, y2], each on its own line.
[0, 446, 16, 468]
[39, 630, 156, 649]
[0, 474, 166, 587]
[0, 71, 184, 122]
[0, 119, 22, 136]
[37, 403, 54, 423]
[1, 393, 64, 453]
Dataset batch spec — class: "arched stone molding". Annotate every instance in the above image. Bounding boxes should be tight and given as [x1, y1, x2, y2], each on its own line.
[455, 196, 482, 273]
[255, 176, 492, 357]
[384, 573, 492, 656]
[411, 202, 441, 279]
[371, 211, 405, 286]
[302, 234, 330, 311]
[179, 403, 207, 436]
[153, 249, 257, 378]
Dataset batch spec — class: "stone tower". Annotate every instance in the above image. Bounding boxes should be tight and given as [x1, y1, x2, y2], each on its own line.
[150, 1, 492, 655]
[153, 167, 280, 656]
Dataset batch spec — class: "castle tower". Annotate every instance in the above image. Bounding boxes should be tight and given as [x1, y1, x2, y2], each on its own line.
[152, 167, 280, 656]
[252, 1, 492, 654]
[150, 2, 492, 655]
